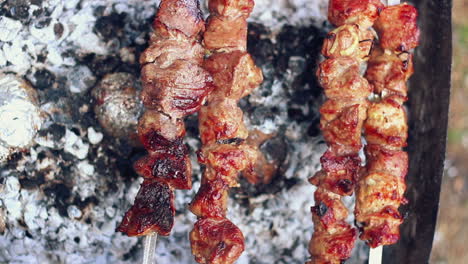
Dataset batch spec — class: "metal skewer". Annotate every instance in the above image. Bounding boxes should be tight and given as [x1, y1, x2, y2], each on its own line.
[367, 1, 400, 263]
[369, 246, 383, 264]
[142, 232, 158, 264]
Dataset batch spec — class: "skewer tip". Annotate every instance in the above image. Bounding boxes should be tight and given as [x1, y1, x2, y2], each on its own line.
[142, 232, 158, 264]
[369, 246, 383, 264]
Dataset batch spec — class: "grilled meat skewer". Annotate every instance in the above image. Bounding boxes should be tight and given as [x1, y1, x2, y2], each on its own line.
[307, 0, 384, 263]
[189, 1, 263, 263]
[117, 0, 212, 237]
[356, 2, 420, 248]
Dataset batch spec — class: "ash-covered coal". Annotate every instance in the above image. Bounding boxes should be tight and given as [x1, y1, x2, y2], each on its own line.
[0, 0, 369, 263]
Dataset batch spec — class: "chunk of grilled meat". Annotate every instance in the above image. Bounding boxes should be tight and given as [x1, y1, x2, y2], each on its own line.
[319, 99, 370, 155]
[204, 15, 248, 52]
[189, 176, 229, 219]
[365, 47, 414, 96]
[355, 145, 408, 247]
[308, 188, 358, 264]
[316, 57, 372, 100]
[374, 3, 420, 52]
[117, 179, 175, 236]
[118, 0, 211, 237]
[208, 0, 254, 18]
[141, 60, 213, 118]
[199, 99, 248, 145]
[364, 95, 408, 150]
[190, 218, 245, 264]
[154, 0, 205, 38]
[309, 150, 361, 196]
[198, 144, 257, 187]
[322, 24, 374, 60]
[328, 0, 384, 29]
[204, 51, 263, 100]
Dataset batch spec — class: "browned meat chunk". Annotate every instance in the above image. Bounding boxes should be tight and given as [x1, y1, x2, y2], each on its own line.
[317, 57, 372, 100]
[374, 3, 420, 52]
[366, 47, 414, 96]
[204, 51, 263, 100]
[322, 24, 374, 60]
[328, 0, 384, 28]
[155, 0, 205, 38]
[355, 171, 405, 247]
[134, 150, 192, 190]
[198, 144, 257, 187]
[140, 38, 204, 68]
[198, 99, 248, 145]
[190, 218, 245, 264]
[204, 15, 248, 52]
[189, 177, 229, 218]
[141, 60, 213, 118]
[310, 150, 361, 196]
[320, 99, 369, 155]
[364, 95, 408, 149]
[208, 0, 255, 18]
[308, 188, 358, 264]
[138, 110, 186, 151]
[365, 144, 408, 180]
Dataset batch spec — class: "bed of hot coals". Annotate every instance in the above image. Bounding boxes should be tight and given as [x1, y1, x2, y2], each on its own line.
[0, 0, 368, 263]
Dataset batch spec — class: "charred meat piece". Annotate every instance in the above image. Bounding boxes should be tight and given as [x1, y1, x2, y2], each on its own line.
[117, 179, 175, 236]
[134, 150, 192, 190]
[310, 150, 361, 196]
[138, 111, 186, 151]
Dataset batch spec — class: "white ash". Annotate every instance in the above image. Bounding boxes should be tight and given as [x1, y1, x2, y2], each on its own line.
[251, 0, 329, 30]
[0, 74, 43, 162]
[0, 16, 22, 42]
[0, 0, 369, 264]
[63, 129, 89, 160]
[87, 127, 104, 145]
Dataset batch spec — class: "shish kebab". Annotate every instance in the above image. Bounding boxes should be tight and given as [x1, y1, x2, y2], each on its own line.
[116, 0, 212, 262]
[116, 0, 263, 263]
[308, 0, 419, 263]
[189, 1, 263, 264]
[308, 0, 383, 262]
[357, 0, 419, 257]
